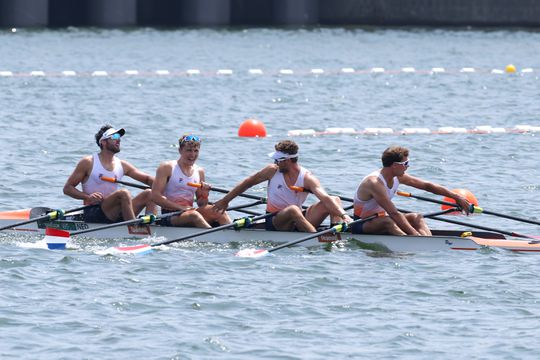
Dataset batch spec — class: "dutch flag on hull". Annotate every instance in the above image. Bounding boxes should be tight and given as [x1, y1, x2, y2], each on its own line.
[43, 227, 69, 250]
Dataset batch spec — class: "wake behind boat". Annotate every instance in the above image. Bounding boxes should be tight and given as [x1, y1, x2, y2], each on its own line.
[1, 207, 539, 253]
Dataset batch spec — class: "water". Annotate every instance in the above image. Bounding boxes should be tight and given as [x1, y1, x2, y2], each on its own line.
[0, 27, 539, 359]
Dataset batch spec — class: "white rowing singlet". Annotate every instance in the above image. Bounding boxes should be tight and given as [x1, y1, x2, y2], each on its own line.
[164, 163, 200, 207]
[353, 170, 399, 217]
[266, 166, 309, 212]
[82, 154, 124, 200]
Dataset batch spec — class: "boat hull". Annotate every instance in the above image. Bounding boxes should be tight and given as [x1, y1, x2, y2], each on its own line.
[1, 217, 539, 252]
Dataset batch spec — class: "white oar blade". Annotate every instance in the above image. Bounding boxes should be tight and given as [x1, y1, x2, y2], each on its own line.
[235, 248, 269, 258]
[97, 244, 153, 256]
[43, 227, 70, 250]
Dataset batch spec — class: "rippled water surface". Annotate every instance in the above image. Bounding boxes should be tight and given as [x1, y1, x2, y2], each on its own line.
[0, 28, 539, 359]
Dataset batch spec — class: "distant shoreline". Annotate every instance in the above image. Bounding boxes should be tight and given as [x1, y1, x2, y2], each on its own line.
[2, 0, 540, 28]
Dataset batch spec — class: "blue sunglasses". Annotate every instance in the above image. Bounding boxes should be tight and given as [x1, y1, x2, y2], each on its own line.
[180, 135, 202, 144]
[109, 133, 122, 140]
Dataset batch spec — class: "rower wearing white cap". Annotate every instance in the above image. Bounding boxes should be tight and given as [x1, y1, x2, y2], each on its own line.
[63, 125, 156, 223]
[213, 140, 352, 232]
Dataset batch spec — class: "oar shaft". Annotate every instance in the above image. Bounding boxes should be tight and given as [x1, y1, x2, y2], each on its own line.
[480, 209, 540, 226]
[209, 186, 267, 202]
[153, 212, 274, 247]
[398, 191, 463, 209]
[70, 211, 183, 236]
[424, 214, 531, 239]
[101, 176, 150, 190]
[268, 213, 381, 253]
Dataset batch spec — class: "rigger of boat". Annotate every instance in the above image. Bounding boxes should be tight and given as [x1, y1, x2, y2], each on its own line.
[0, 179, 539, 256]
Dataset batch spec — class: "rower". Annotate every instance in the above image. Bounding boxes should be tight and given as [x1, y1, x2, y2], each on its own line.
[212, 140, 352, 232]
[63, 125, 156, 223]
[151, 134, 231, 228]
[352, 145, 471, 236]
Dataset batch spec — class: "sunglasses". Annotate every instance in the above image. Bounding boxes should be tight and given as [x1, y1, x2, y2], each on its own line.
[105, 133, 122, 141]
[180, 135, 201, 144]
[274, 158, 288, 164]
[394, 159, 410, 167]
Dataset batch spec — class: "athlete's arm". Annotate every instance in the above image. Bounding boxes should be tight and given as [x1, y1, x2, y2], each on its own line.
[400, 174, 470, 214]
[305, 174, 352, 223]
[213, 165, 277, 212]
[122, 161, 154, 186]
[63, 156, 102, 204]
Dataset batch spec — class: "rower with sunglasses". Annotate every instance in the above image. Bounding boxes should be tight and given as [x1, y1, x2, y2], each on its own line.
[64, 125, 156, 223]
[151, 134, 231, 228]
[352, 145, 471, 236]
[213, 140, 352, 232]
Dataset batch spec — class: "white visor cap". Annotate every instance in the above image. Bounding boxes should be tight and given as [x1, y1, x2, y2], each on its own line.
[99, 128, 125, 142]
[268, 151, 298, 160]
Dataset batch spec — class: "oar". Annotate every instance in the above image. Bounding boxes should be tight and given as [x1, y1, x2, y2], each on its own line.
[188, 182, 267, 202]
[398, 190, 540, 226]
[235, 212, 384, 258]
[100, 176, 150, 190]
[103, 212, 276, 255]
[410, 209, 539, 240]
[289, 186, 354, 203]
[42, 211, 184, 249]
[101, 176, 268, 206]
[0, 204, 96, 232]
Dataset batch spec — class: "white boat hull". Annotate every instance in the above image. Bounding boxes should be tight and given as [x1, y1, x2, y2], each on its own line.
[1, 216, 539, 253]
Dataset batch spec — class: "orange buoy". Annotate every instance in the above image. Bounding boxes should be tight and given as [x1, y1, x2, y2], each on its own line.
[441, 189, 479, 213]
[238, 119, 267, 137]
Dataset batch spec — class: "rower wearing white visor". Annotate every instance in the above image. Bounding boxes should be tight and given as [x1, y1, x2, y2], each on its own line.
[64, 125, 156, 223]
[213, 140, 352, 232]
[151, 134, 231, 228]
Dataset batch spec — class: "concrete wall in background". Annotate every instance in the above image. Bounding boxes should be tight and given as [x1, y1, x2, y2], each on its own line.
[1, 0, 540, 27]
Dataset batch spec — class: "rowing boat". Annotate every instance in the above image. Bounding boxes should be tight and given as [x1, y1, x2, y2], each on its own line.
[1, 207, 539, 252]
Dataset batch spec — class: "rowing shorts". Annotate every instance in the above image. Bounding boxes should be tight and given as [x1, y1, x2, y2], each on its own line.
[83, 205, 116, 224]
[351, 215, 364, 234]
[264, 209, 307, 231]
[265, 212, 277, 231]
[159, 209, 178, 227]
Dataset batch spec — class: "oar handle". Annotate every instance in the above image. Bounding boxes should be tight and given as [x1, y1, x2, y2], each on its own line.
[153, 212, 275, 247]
[267, 212, 383, 253]
[100, 176, 150, 190]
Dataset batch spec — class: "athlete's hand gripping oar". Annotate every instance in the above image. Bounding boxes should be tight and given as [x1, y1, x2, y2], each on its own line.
[104, 212, 276, 255]
[42, 211, 184, 249]
[235, 212, 384, 258]
[0, 204, 96, 232]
